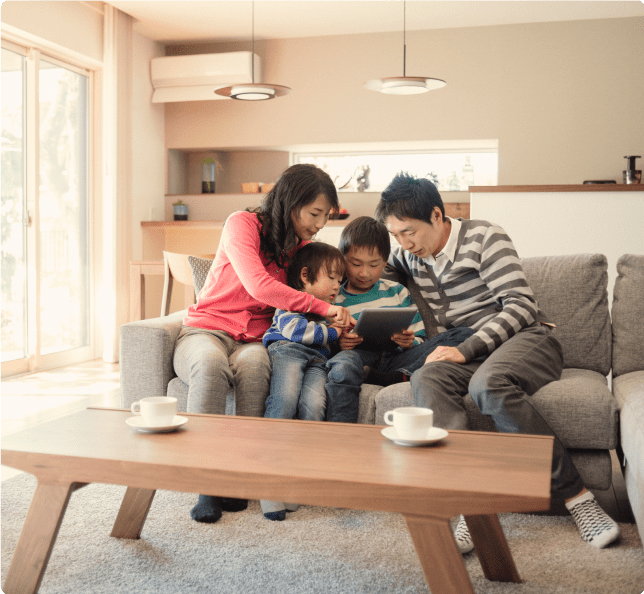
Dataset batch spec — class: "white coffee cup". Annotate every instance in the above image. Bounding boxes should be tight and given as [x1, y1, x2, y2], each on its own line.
[131, 397, 177, 426]
[384, 406, 433, 440]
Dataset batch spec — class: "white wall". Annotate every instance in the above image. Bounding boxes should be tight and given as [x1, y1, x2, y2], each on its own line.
[471, 189, 644, 301]
[1, 1, 103, 65]
[131, 31, 166, 260]
[165, 17, 644, 187]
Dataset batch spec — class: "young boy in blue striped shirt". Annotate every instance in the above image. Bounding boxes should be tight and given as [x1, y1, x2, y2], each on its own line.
[325, 216, 473, 424]
[261, 241, 348, 521]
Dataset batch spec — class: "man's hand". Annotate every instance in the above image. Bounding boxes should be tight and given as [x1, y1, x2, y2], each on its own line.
[425, 345, 466, 365]
[391, 329, 415, 350]
[338, 331, 363, 351]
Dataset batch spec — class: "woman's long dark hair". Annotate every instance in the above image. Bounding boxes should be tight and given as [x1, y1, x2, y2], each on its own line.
[248, 164, 338, 268]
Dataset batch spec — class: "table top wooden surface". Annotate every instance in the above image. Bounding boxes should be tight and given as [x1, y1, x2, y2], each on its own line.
[2, 408, 553, 518]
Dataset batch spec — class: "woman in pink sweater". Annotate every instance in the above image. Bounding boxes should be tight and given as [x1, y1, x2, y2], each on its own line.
[173, 164, 353, 523]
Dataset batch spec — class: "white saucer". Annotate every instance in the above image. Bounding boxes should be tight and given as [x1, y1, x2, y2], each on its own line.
[381, 426, 448, 447]
[126, 415, 188, 433]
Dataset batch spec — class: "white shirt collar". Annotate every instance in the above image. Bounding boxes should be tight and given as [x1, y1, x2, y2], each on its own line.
[423, 216, 461, 266]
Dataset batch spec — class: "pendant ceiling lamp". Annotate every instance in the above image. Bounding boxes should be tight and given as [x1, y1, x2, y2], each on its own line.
[364, 1, 446, 95]
[215, 1, 290, 101]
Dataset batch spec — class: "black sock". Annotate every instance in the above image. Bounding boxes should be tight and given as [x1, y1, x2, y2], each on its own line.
[190, 495, 223, 523]
[366, 369, 405, 387]
[220, 497, 248, 512]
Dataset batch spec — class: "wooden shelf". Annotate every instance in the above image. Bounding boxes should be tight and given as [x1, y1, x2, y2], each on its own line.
[470, 184, 642, 192]
[166, 193, 266, 198]
[142, 220, 224, 228]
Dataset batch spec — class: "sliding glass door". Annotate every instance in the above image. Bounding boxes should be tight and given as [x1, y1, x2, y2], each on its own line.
[1, 43, 92, 376]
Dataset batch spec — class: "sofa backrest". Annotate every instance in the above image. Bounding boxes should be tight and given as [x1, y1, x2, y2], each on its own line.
[521, 253, 611, 375]
[612, 253, 644, 378]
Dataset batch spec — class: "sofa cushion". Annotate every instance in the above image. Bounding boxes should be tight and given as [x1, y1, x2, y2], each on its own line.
[169, 375, 381, 425]
[612, 370, 644, 411]
[374, 368, 617, 450]
[119, 311, 185, 408]
[612, 254, 644, 377]
[188, 256, 214, 298]
[520, 254, 611, 375]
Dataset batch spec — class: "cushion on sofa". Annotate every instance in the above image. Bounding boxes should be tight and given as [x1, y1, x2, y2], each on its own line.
[188, 256, 214, 298]
[168, 375, 381, 425]
[520, 254, 611, 375]
[374, 367, 617, 450]
[612, 254, 644, 377]
[119, 310, 185, 407]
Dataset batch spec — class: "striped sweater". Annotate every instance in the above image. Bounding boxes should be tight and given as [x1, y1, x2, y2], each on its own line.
[263, 310, 339, 359]
[385, 219, 550, 362]
[334, 279, 425, 346]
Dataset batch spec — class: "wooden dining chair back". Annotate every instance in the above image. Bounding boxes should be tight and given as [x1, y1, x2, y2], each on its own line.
[160, 251, 214, 316]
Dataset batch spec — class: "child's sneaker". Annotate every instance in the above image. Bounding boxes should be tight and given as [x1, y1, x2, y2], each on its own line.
[453, 515, 474, 554]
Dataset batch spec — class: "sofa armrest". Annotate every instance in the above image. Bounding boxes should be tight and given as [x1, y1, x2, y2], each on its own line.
[119, 311, 186, 408]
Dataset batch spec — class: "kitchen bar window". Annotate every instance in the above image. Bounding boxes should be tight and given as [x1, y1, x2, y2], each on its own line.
[294, 143, 498, 193]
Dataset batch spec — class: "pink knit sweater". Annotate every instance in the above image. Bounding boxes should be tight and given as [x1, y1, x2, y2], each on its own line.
[183, 211, 331, 342]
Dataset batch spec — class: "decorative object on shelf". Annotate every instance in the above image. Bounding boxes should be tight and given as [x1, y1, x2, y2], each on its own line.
[260, 183, 275, 193]
[364, 1, 446, 95]
[583, 180, 617, 185]
[355, 165, 370, 192]
[201, 158, 215, 193]
[241, 182, 261, 193]
[330, 206, 350, 220]
[215, 1, 290, 101]
[623, 155, 642, 184]
[173, 199, 188, 221]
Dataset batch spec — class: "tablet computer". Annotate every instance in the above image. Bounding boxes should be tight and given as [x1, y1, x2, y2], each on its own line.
[352, 307, 418, 350]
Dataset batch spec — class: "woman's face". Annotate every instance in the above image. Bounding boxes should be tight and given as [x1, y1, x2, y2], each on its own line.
[291, 193, 332, 241]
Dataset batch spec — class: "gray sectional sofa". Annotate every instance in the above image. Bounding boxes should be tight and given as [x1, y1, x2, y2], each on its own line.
[120, 252, 643, 541]
[611, 254, 644, 544]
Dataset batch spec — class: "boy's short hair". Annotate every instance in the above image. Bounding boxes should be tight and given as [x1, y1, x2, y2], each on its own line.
[287, 242, 346, 290]
[338, 216, 391, 262]
[374, 171, 445, 225]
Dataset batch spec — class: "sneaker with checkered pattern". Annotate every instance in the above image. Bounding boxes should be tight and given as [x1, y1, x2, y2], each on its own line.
[454, 515, 474, 554]
[565, 491, 620, 549]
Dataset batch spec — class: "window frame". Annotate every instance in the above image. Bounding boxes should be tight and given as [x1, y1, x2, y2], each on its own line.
[1, 36, 98, 378]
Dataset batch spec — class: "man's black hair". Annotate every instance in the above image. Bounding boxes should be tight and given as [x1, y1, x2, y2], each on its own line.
[374, 171, 445, 225]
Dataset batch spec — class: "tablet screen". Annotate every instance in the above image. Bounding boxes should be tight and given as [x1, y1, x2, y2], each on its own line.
[352, 307, 418, 350]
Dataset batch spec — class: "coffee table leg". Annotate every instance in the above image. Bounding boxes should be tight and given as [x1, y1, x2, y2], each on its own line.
[464, 514, 522, 583]
[403, 514, 476, 594]
[3, 480, 84, 594]
[111, 487, 156, 539]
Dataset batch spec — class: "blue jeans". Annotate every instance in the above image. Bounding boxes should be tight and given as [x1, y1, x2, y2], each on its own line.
[264, 341, 328, 421]
[411, 324, 585, 499]
[325, 327, 475, 423]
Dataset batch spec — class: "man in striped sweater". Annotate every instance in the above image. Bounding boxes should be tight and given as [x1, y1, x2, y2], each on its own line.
[375, 172, 619, 552]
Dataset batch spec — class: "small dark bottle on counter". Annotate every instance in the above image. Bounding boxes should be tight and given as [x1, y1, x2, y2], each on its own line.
[202, 159, 216, 193]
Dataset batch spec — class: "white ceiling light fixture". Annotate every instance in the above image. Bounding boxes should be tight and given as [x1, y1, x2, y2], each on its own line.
[364, 1, 446, 95]
[215, 1, 290, 101]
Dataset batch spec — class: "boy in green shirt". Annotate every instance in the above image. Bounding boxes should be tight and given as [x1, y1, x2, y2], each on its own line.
[325, 216, 473, 423]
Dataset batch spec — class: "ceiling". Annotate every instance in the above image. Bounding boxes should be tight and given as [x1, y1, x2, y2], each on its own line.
[105, 1, 644, 45]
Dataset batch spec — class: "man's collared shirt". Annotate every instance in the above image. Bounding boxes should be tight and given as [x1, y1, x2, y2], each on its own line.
[423, 216, 462, 277]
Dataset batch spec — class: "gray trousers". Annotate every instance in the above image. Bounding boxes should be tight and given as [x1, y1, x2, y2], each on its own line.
[410, 324, 585, 499]
[173, 326, 271, 418]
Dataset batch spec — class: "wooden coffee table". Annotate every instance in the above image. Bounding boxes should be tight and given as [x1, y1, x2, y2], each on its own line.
[2, 408, 553, 594]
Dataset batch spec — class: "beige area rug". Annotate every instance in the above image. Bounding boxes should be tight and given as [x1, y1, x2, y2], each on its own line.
[2, 473, 643, 594]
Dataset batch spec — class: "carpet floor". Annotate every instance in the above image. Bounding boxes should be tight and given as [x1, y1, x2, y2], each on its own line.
[2, 473, 643, 594]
